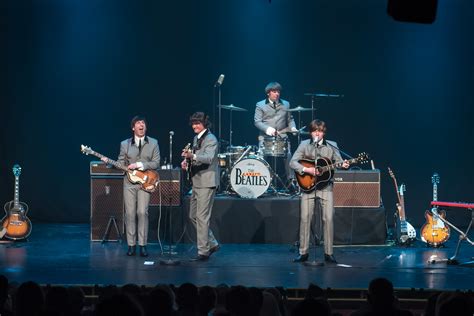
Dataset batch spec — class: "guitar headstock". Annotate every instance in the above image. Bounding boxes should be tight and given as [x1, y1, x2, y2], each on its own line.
[80, 144, 93, 155]
[432, 172, 440, 185]
[356, 152, 370, 164]
[388, 167, 395, 179]
[182, 143, 191, 152]
[12, 164, 22, 177]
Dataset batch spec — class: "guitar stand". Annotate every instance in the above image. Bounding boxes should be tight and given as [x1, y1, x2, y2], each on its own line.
[429, 209, 474, 266]
[101, 216, 123, 243]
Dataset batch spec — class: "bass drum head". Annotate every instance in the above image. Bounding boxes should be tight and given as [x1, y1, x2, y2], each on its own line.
[230, 157, 271, 198]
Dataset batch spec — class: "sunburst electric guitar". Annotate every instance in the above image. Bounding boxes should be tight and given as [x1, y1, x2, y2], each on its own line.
[1, 164, 32, 240]
[420, 173, 450, 247]
[295, 152, 369, 192]
[388, 167, 416, 245]
[81, 145, 159, 193]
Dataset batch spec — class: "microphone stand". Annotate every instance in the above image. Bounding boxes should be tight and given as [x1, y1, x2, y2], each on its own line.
[169, 132, 174, 169]
[304, 140, 324, 267]
[217, 84, 222, 143]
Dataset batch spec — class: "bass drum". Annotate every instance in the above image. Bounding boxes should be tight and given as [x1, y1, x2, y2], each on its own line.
[230, 157, 271, 198]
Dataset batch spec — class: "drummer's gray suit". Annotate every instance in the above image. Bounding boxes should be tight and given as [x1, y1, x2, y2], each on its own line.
[254, 99, 297, 182]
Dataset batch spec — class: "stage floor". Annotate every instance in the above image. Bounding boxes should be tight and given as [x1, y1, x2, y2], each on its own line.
[1, 223, 473, 290]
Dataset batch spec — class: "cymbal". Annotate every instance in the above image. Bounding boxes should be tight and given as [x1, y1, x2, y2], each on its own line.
[287, 106, 313, 112]
[218, 104, 247, 111]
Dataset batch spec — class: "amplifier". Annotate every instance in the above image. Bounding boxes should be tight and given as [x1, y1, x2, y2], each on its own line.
[333, 169, 381, 208]
[150, 169, 182, 207]
[90, 176, 124, 241]
[90, 161, 124, 176]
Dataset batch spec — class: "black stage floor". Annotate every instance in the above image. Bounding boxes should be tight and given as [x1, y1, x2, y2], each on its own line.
[1, 223, 473, 291]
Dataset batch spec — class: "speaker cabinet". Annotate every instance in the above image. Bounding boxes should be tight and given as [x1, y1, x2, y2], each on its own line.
[333, 170, 381, 208]
[150, 169, 182, 207]
[90, 169, 124, 241]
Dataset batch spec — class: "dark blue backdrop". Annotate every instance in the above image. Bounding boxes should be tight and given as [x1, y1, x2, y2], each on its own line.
[2, 0, 473, 226]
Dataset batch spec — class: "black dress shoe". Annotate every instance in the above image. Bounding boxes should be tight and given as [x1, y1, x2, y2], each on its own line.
[189, 254, 209, 262]
[324, 254, 337, 264]
[293, 253, 309, 263]
[139, 246, 148, 257]
[127, 246, 136, 256]
[209, 244, 220, 256]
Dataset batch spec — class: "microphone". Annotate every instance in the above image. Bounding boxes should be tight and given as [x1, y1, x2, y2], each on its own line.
[169, 131, 174, 136]
[214, 74, 225, 87]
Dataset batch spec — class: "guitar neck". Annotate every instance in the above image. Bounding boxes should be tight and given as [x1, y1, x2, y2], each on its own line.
[321, 157, 358, 173]
[433, 183, 438, 202]
[398, 194, 406, 221]
[13, 176, 20, 208]
[89, 150, 128, 172]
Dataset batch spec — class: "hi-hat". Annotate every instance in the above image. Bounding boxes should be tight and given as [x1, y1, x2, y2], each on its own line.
[218, 104, 247, 111]
[287, 106, 313, 112]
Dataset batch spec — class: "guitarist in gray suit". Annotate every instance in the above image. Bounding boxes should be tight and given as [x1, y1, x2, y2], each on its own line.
[290, 119, 348, 264]
[181, 112, 220, 261]
[254, 82, 298, 184]
[114, 116, 160, 257]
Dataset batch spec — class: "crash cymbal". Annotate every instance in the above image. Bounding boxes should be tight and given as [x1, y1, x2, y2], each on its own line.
[218, 104, 247, 111]
[286, 106, 313, 112]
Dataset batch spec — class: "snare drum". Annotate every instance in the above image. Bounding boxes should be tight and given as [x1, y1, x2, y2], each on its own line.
[262, 136, 288, 157]
[230, 157, 271, 198]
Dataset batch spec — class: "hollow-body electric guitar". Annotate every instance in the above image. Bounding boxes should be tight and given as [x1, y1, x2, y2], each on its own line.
[1, 164, 32, 240]
[420, 173, 450, 247]
[81, 145, 159, 193]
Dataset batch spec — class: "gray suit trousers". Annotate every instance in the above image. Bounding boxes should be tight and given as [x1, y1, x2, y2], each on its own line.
[124, 184, 150, 246]
[299, 189, 334, 256]
[189, 187, 218, 256]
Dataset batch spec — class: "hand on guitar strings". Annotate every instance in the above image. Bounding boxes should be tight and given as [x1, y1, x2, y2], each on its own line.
[342, 160, 350, 169]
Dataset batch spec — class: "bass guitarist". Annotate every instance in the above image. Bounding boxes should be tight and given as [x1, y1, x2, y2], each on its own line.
[290, 119, 349, 264]
[102, 115, 160, 257]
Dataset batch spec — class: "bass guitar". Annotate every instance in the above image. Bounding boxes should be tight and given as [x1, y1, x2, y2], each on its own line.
[81, 145, 159, 193]
[420, 173, 450, 247]
[1, 164, 32, 240]
[388, 167, 416, 245]
[294, 152, 369, 192]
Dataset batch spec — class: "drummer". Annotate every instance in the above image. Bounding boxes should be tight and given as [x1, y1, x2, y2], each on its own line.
[254, 82, 298, 184]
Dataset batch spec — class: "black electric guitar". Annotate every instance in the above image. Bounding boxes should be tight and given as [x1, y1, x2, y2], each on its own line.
[420, 173, 450, 246]
[81, 145, 159, 192]
[388, 167, 416, 245]
[294, 152, 369, 192]
[1, 164, 32, 240]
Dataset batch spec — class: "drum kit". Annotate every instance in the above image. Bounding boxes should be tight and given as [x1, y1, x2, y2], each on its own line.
[214, 92, 343, 199]
[216, 103, 315, 199]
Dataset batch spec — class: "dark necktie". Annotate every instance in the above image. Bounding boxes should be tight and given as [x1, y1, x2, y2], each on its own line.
[138, 139, 142, 152]
[273, 101, 277, 109]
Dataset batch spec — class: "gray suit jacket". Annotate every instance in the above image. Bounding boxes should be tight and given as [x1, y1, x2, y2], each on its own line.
[191, 130, 219, 188]
[118, 136, 160, 187]
[289, 139, 343, 189]
[254, 99, 296, 136]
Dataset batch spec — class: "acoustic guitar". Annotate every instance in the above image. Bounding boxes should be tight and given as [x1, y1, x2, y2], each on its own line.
[81, 145, 159, 193]
[0, 164, 32, 240]
[388, 167, 416, 245]
[420, 173, 450, 247]
[294, 152, 369, 192]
